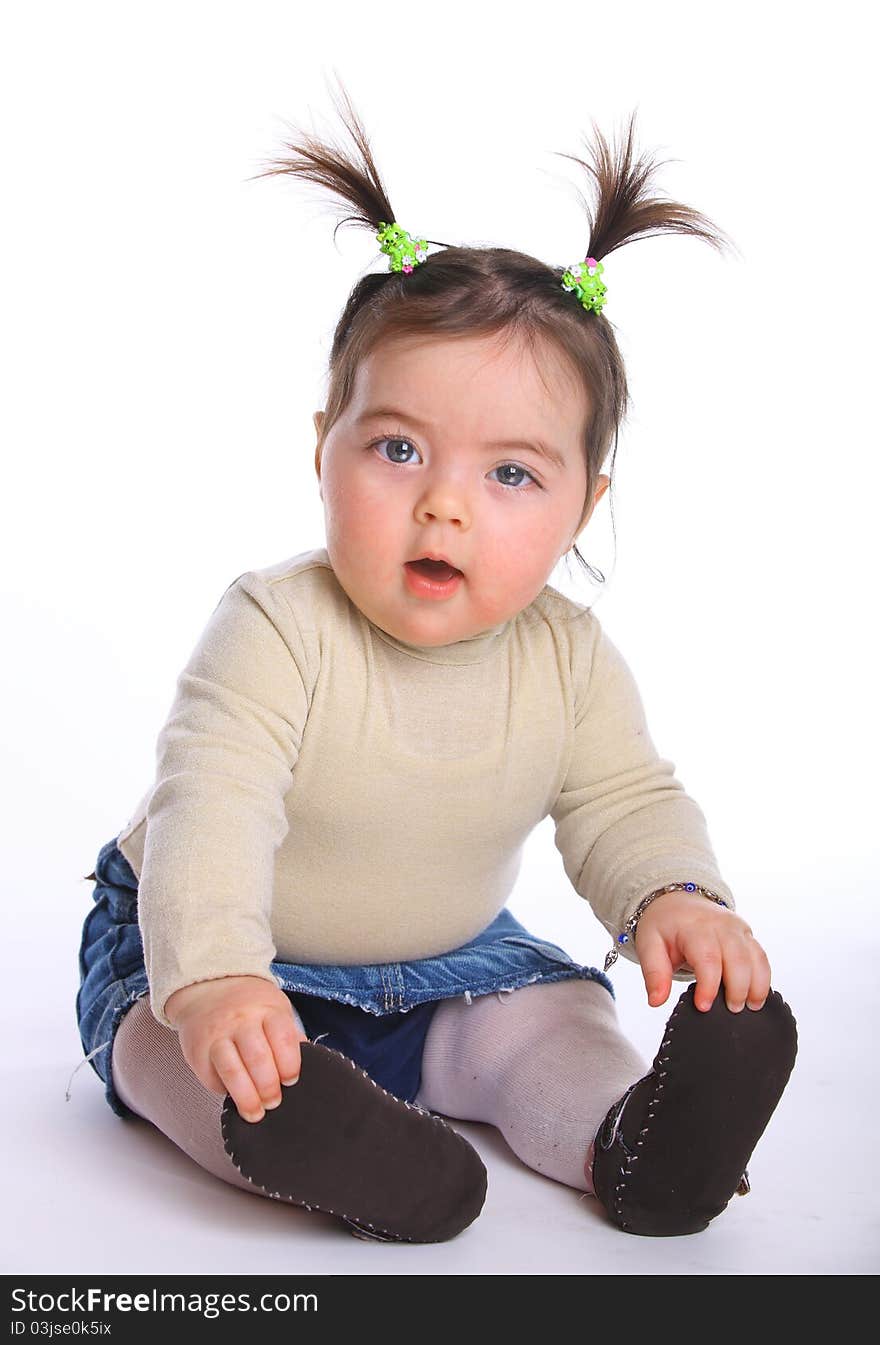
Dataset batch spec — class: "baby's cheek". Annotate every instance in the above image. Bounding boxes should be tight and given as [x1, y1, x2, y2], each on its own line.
[475, 562, 552, 624]
[466, 583, 516, 628]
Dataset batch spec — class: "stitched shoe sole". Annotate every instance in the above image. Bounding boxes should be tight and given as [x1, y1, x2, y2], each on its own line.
[591, 983, 798, 1236]
[220, 1041, 487, 1243]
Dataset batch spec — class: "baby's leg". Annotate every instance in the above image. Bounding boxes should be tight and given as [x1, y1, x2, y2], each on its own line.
[414, 977, 649, 1193]
[110, 995, 304, 1203]
[112, 995, 488, 1242]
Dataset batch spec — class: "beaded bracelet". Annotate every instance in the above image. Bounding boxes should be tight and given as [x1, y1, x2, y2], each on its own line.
[603, 881, 730, 972]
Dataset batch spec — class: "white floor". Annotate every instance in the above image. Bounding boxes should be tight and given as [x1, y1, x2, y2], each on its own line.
[8, 880, 879, 1276]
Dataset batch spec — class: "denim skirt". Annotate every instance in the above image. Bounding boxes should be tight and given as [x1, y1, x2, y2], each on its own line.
[75, 835, 615, 1120]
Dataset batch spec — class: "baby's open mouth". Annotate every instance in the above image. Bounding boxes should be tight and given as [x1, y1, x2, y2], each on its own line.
[406, 558, 463, 581]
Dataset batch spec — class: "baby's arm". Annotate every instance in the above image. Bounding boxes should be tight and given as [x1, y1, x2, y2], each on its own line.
[136, 571, 312, 1051]
[165, 975, 309, 1122]
[551, 616, 742, 1001]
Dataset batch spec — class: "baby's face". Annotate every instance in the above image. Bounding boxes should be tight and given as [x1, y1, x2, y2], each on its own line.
[314, 332, 606, 647]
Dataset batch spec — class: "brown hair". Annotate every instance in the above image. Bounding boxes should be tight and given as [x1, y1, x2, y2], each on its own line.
[249, 75, 736, 584]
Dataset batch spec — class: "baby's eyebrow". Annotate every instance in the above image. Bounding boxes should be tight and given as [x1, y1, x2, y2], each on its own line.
[356, 406, 568, 471]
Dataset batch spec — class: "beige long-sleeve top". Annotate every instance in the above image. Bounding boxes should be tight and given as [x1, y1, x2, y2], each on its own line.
[115, 546, 736, 1029]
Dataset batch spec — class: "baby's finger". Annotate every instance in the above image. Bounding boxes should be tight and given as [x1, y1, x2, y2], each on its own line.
[209, 1037, 268, 1123]
[680, 934, 723, 1012]
[635, 924, 673, 1006]
[720, 947, 753, 1013]
[263, 1005, 307, 1086]
[234, 1022, 286, 1110]
[746, 938, 773, 1010]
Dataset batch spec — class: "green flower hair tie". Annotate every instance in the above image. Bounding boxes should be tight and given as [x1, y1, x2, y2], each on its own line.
[561, 255, 607, 314]
[376, 221, 429, 274]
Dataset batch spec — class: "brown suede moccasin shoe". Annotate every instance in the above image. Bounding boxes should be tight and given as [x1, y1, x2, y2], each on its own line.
[590, 982, 798, 1236]
[221, 1040, 487, 1243]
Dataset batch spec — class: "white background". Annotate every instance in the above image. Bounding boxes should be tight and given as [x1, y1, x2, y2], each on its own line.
[2, 0, 877, 1276]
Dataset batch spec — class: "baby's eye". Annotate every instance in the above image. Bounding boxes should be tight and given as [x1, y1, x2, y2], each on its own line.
[370, 436, 421, 465]
[369, 437, 539, 491]
[490, 463, 539, 490]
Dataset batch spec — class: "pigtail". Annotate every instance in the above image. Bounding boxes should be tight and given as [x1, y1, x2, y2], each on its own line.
[552, 111, 736, 264]
[248, 71, 448, 254]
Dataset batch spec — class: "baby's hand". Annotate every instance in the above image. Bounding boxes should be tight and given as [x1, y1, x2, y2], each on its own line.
[164, 975, 309, 1123]
[633, 891, 772, 1014]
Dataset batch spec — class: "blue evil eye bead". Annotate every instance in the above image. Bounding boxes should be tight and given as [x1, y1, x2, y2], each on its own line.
[617, 932, 629, 946]
[684, 883, 697, 892]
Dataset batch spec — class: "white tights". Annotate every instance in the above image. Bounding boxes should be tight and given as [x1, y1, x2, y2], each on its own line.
[110, 976, 650, 1203]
